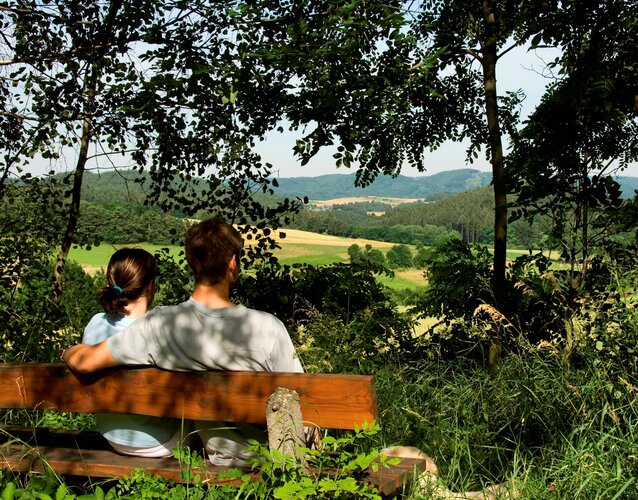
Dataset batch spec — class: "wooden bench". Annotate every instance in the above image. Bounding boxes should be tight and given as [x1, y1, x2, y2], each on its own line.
[0, 364, 427, 496]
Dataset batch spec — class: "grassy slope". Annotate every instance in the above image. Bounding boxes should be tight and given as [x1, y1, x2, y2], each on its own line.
[69, 243, 184, 274]
[70, 229, 407, 275]
[70, 229, 551, 290]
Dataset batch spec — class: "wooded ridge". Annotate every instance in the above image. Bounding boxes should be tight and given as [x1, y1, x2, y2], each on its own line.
[81, 169, 638, 204]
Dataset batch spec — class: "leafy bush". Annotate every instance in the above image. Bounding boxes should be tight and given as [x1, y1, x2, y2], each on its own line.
[347, 244, 390, 275]
[386, 244, 414, 269]
[235, 263, 418, 370]
[242, 421, 392, 499]
[416, 239, 493, 322]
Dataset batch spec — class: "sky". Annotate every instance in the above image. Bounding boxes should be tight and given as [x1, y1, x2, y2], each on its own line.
[258, 43, 638, 179]
[30, 43, 637, 179]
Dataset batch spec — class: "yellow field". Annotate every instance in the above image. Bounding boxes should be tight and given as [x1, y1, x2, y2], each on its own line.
[270, 228, 394, 247]
[310, 196, 421, 208]
[256, 228, 396, 267]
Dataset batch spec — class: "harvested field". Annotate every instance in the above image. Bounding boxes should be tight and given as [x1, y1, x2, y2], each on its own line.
[310, 196, 421, 208]
[269, 228, 394, 247]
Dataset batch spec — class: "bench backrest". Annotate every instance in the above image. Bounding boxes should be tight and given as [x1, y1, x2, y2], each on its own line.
[0, 364, 378, 430]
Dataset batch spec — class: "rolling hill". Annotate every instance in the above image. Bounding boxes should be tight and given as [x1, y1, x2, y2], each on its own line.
[79, 168, 638, 206]
[273, 169, 493, 200]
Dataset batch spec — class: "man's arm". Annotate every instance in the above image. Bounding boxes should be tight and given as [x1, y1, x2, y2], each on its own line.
[62, 340, 119, 373]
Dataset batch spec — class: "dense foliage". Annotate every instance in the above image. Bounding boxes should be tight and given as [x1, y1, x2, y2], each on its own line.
[1, 1, 638, 498]
[76, 203, 187, 246]
[3, 229, 637, 498]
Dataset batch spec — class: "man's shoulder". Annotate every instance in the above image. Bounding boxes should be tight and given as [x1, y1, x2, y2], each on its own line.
[237, 306, 286, 330]
[236, 305, 274, 319]
[145, 300, 191, 317]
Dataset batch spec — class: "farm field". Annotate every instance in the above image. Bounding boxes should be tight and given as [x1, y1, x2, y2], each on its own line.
[70, 229, 394, 269]
[68, 229, 551, 290]
[309, 195, 422, 208]
[69, 229, 429, 288]
[378, 269, 426, 290]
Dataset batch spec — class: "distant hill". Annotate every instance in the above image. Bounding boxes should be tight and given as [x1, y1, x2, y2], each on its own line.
[274, 169, 638, 201]
[273, 169, 493, 201]
[77, 168, 638, 206]
[619, 176, 638, 196]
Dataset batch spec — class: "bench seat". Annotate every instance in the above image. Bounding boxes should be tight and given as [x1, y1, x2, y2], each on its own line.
[0, 364, 427, 496]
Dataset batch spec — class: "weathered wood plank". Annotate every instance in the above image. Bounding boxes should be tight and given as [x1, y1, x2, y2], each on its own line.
[1, 440, 426, 495]
[0, 364, 378, 430]
[0, 364, 428, 496]
[0, 443, 254, 484]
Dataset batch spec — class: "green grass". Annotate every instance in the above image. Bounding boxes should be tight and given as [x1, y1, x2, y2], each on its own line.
[378, 272, 425, 290]
[275, 248, 348, 266]
[68, 243, 183, 270]
[505, 248, 561, 260]
[70, 241, 557, 291]
[373, 351, 638, 499]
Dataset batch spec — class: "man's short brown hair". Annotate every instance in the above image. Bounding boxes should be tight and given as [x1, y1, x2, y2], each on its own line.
[185, 218, 243, 285]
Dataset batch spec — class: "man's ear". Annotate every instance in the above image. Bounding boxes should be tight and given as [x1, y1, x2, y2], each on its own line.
[228, 254, 239, 278]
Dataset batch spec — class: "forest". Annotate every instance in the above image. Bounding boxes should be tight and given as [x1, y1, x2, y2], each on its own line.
[1, 0, 638, 498]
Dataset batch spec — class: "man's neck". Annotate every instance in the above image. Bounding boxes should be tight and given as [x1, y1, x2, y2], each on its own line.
[190, 281, 234, 309]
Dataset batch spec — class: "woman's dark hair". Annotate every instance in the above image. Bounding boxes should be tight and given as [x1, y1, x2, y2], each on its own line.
[97, 248, 158, 315]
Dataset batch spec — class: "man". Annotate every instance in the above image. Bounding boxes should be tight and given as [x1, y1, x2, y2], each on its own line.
[63, 218, 303, 465]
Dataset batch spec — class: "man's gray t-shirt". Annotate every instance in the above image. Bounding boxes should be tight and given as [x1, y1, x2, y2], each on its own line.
[106, 299, 302, 373]
[105, 299, 302, 465]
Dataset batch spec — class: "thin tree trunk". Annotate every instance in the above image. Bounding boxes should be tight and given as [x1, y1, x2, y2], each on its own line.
[50, 0, 124, 301]
[51, 68, 96, 301]
[481, 0, 507, 312]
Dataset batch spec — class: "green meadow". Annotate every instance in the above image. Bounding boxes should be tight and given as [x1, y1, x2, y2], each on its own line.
[68, 229, 427, 290]
[68, 230, 551, 291]
[69, 243, 184, 273]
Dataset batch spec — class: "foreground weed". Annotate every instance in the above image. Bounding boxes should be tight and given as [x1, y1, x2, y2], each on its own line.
[240, 421, 397, 499]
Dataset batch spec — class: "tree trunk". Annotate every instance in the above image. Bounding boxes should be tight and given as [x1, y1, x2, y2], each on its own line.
[481, 0, 507, 312]
[50, 0, 124, 301]
[51, 67, 96, 301]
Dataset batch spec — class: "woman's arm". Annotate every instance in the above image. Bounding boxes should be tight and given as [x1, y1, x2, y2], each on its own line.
[61, 340, 118, 373]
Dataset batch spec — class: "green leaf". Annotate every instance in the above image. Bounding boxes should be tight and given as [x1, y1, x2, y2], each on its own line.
[2, 482, 16, 500]
[55, 485, 68, 500]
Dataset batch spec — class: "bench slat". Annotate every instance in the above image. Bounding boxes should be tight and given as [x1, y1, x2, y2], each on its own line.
[0, 364, 377, 430]
[367, 457, 427, 496]
[1, 440, 425, 495]
[0, 443, 252, 484]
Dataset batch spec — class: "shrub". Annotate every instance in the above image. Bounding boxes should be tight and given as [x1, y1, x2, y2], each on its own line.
[386, 244, 414, 269]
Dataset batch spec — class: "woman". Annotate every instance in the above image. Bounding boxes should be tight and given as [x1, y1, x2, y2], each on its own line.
[83, 248, 187, 457]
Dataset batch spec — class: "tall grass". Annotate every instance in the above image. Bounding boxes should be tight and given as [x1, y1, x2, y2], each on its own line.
[370, 350, 638, 499]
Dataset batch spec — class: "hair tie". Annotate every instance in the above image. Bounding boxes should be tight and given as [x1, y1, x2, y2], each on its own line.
[112, 285, 123, 294]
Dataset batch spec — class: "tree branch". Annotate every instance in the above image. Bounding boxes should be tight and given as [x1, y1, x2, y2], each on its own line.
[497, 40, 525, 60]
